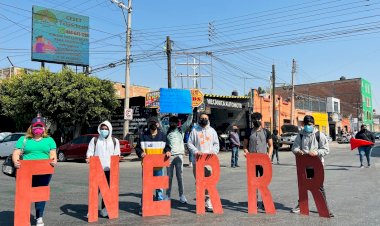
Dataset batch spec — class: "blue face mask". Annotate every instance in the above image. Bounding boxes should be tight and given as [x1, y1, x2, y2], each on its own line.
[100, 129, 109, 138]
[304, 125, 314, 133]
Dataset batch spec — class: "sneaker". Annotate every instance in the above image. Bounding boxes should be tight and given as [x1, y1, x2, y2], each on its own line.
[367, 164, 371, 168]
[235, 165, 240, 167]
[277, 161, 280, 165]
[232, 165, 236, 168]
[164, 195, 171, 200]
[205, 197, 213, 212]
[100, 208, 108, 217]
[36, 217, 44, 226]
[360, 165, 364, 168]
[179, 194, 188, 204]
[329, 212, 335, 217]
[291, 204, 300, 213]
[188, 162, 193, 168]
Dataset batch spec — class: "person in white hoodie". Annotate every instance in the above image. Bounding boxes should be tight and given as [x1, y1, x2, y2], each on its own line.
[86, 120, 120, 218]
[187, 113, 219, 212]
[290, 115, 334, 217]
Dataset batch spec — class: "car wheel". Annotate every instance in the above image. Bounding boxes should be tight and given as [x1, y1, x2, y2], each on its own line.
[57, 151, 66, 162]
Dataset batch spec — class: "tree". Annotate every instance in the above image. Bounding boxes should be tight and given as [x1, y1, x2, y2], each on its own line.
[0, 69, 120, 135]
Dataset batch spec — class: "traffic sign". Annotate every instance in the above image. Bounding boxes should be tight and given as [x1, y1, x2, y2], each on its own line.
[124, 108, 134, 120]
[191, 89, 204, 107]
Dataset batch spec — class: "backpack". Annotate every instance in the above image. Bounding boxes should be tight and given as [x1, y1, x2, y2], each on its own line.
[93, 136, 117, 155]
[300, 131, 320, 148]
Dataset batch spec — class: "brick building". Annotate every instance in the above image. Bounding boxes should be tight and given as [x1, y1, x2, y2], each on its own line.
[275, 77, 373, 131]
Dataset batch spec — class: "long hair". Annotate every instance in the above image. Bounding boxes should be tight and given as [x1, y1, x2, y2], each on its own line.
[25, 125, 49, 138]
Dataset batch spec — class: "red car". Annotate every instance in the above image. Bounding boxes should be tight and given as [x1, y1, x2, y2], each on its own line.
[57, 134, 132, 162]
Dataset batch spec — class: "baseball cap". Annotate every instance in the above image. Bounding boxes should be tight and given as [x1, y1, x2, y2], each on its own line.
[31, 115, 46, 127]
[148, 116, 159, 123]
[303, 115, 315, 125]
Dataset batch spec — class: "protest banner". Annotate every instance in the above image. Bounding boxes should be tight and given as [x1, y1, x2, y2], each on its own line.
[159, 88, 192, 114]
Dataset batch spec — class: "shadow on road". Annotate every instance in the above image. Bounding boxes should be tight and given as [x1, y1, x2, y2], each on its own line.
[371, 147, 380, 157]
[60, 204, 88, 222]
[220, 199, 292, 213]
[0, 211, 35, 226]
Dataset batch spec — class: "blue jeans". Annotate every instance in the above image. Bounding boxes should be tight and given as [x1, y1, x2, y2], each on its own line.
[166, 155, 184, 197]
[231, 146, 239, 167]
[153, 168, 164, 200]
[358, 146, 372, 166]
[187, 144, 194, 163]
[32, 174, 52, 218]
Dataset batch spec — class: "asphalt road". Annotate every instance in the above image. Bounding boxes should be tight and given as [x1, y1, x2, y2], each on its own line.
[1, 141, 379, 226]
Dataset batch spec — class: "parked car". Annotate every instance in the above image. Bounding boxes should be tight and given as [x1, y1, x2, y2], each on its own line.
[0, 132, 11, 142]
[337, 134, 351, 144]
[280, 125, 300, 150]
[375, 132, 380, 140]
[57, 134, 132, 162]
[0, 133, 24, 157]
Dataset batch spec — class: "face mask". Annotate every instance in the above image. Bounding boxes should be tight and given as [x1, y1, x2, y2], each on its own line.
[100, 129, 109, 138]
[200, 119, 208, 126]
[32, 127, 44, 135]
[233, 129, 238, 133]
[149, 123, 157, 130]
[304, 125, 314, 133]
[253, 120, 261, 128]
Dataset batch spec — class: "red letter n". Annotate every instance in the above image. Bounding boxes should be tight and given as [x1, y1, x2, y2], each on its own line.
[142, 154, 170, 217]
[296, 155, 330, 218]
[14, 160, 54, 226]
[246, 153, 276, 214]
[196, 154, 223, 214]
[88, 156, 119, 222]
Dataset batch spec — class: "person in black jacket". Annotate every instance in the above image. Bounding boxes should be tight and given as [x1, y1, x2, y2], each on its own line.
[355, 124, 375, 168]
[271, 129, 280, 164]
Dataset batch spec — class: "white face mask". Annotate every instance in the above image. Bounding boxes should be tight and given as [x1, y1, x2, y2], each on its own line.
[100, 129, 109, 138]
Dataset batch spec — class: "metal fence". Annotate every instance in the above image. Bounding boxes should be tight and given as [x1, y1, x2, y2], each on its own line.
[295, 94, 327, 112]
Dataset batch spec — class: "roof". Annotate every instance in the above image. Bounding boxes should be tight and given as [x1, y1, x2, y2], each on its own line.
[276, 77, 362, 89]
[204, 94, 250, 99]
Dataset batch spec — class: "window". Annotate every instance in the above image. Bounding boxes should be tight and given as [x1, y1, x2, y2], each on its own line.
[72, 136, 84, 144]
[11, 134, 23, 141]
[333, 101, 339, 112]
[84, 136, 94, 144]
[2, 135, 12, 142]
[366, 97, 371, 107]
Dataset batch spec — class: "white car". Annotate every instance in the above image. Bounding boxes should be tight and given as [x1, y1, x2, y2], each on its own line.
[0, 132, 11, 142]
[0, 133, 24, 157]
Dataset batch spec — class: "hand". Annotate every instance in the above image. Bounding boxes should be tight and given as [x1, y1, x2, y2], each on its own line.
[141, 152, 146, 158]
[85, 158, 90, 164]
[196, 152, 203, 156]
[295, 150, 304, 156]
[243, 149, 249, 158]
[165, 152, 171, 158]
[309, 150, 318, 157]
[13, 159, 21, 169]
[50, 157, 57, 167]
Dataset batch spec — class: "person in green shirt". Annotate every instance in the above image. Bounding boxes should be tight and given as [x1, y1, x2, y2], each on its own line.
[12, 115, 57, 226]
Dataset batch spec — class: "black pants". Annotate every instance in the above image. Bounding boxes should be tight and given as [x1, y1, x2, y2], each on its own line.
[100, 170, 111, 209]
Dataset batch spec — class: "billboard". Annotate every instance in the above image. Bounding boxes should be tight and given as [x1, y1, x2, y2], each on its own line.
[31, 6, 89, 66]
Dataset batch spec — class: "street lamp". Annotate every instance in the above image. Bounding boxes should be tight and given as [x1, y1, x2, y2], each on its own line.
[110, 0, 132, 138]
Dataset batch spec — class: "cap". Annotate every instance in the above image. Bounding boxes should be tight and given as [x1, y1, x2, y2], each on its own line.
[303, 115, 315, 125]
[169, 116, 179, 123]
[148, 116, 159, 123]
[31, 114, 46, 127]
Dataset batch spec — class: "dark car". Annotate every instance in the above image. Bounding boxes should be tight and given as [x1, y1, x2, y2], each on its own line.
[280, 124, 300, 150]
[375, 132, 380, 140]
[57, 134, 132, 162]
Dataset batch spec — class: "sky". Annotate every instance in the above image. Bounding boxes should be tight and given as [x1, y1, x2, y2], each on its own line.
[1, 0, 380, 112]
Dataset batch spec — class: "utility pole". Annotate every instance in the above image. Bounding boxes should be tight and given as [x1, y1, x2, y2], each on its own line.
[272, 64, 276, 132]
[166, 36, 172, 88]
[111, 0, 132, 138]
[291, 59, 296, 125]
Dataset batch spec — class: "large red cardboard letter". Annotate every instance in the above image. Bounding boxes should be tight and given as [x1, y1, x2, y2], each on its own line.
[196, 154, 223, 214]
[296, 155, 330, 218]
[88, 156, 119, 222]
[14, 160, 54, 226]
[246, 153, 276, 214]
[142, 154, 170, 217]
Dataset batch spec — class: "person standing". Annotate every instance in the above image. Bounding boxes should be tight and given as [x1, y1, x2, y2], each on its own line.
[271, 129, 280, 164]
[12, 115, 57, 226]
[290, 115, 334, 217]
[86, 120, 120, 218]
[229, 125, 241, 168]
[355, 124, 375, 168]
[135, 116, 171, 202]
[187, 113, 220, 212]
[243, 112, 273, 210]
[160, 114, 193, 203]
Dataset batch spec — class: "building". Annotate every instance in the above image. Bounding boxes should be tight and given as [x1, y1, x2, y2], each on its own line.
[114, 83, 151, 99]
[276, 77, 373, 131]
[0, 66, 36, 80]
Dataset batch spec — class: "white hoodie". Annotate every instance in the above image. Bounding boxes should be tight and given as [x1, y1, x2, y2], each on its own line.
[187, 121, 219, 159]
[86, 120, 120, 171]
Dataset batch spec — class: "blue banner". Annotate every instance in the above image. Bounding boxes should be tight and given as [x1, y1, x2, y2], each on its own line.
[31, 6, 89, 66]
[159, 88, 192, 114]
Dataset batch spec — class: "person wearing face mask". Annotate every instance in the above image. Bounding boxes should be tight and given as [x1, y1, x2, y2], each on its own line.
[12, 115, 57, 226]
[135, 116, 171, 203]
[290, 115, 334, 217]
[229, 125, 241, 168]
[86, 120, 120, 218]
[355, 124, 375, 168]
[243, 112, 273, 210]
[187, 113, 220, 212]
[160, 114, 193, 203]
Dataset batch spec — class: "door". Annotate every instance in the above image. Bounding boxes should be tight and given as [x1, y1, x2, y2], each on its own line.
[66, 136, 84, 158]
[78, 135, 94, 159]
[329, 124, 336, 141]
[0, 134, 12, 157]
